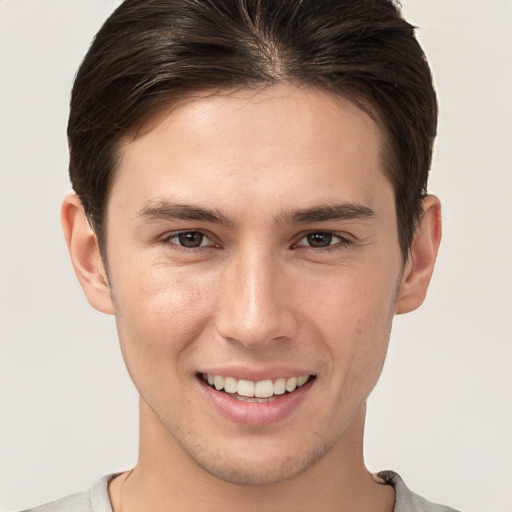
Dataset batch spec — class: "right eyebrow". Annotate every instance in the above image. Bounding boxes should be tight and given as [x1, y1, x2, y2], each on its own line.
[135, 199, 235, 228]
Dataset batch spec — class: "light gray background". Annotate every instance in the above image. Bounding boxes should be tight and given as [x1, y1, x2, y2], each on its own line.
[1, 1, 511, 511]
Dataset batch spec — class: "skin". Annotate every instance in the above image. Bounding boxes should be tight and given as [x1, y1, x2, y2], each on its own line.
[62, 85, 441, 512]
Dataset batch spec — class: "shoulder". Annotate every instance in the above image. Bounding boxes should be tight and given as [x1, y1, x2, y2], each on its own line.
[18, 475, 115, 512]
[378, 470, 460, 512]
[20, 490, 92, 512]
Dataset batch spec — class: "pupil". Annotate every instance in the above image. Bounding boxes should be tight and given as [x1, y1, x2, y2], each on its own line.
[178, 232, 203, 248]
[307, 232, 332, 247]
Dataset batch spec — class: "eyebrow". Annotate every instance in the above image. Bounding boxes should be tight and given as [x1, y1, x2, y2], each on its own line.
[136, 199, 375, 227]
[275, 203, 375, 224]
[136, 200, 234, 227]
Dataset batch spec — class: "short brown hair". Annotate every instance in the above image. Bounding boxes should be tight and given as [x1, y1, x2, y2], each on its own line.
[68, 0, 437, 257]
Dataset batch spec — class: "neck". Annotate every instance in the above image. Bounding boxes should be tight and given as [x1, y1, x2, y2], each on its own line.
[111, 398, 394, 512]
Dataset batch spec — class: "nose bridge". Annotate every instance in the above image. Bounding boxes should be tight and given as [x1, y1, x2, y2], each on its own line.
[216, 242, 295, 347]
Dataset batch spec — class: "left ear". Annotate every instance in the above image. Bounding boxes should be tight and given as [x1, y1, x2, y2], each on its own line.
[395, 195, 442, 315]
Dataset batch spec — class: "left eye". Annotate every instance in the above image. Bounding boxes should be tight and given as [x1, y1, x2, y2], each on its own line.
[167, 231, 212, 248]
[296, 232, 345, 248]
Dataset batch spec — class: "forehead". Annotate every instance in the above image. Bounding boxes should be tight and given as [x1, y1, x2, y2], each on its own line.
[112, 85, 391, 220]
[130, 86, 382, 160]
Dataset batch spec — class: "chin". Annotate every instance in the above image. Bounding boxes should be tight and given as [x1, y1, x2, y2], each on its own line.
[197, 456, 312, 486]
[182, 437, 333, 487]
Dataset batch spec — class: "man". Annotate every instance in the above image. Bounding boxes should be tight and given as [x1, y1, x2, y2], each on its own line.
[22, 0, 454, 510]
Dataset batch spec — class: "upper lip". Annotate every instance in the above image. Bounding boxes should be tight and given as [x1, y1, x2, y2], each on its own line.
[197, 366, 316, 382]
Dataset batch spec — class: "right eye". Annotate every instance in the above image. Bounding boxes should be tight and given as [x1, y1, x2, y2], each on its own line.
[300, 232, 336, 248]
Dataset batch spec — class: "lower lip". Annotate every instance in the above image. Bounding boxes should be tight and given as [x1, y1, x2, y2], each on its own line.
[198, 377, 314, 427]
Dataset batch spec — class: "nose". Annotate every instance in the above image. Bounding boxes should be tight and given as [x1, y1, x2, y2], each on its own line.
[215, 247, 298, 349]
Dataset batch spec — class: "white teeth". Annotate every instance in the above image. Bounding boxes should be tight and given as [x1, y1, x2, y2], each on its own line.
[297, 375, 309, 387]
[254, 379, 274, 398]
[273, 378, 286, 395]
[285, 377, 298, 392]
[224, 376, 237, 394]
[203, 373, 312, 398]
[214, 375, 224, 391]
[237, 379, 255, 397]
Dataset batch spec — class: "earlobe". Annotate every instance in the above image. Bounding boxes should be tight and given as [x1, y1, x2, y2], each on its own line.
[395, 195, 442, 315]
[61, 193, 115, 315]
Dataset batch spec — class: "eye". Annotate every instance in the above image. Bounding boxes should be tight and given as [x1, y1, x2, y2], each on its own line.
[296, 232, 350, 249]
[166, 231, 213, 248]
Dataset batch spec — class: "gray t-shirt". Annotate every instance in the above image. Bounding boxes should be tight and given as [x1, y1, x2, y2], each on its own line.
[20, 471, 460, 512]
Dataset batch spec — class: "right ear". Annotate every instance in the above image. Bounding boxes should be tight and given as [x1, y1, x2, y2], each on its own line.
[61, 193, 114, 314]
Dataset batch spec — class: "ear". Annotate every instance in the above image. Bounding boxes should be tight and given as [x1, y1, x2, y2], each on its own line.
[395, 195, 442, 315]
[61, 193, 115, 314]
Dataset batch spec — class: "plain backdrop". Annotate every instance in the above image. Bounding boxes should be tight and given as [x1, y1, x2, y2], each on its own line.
[1, 1, 511, 511]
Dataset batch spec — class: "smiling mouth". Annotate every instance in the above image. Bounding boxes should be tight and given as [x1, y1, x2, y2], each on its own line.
[200, 373, 315, 402]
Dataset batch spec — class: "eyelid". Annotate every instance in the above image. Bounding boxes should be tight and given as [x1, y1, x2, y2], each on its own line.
[162, 229, 219, 249]
[159, 229, 354, 252]
[293, 230, 354, 250]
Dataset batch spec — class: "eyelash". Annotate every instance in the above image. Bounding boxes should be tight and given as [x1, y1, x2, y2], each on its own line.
[162, 230, 353, 253]
[162, 231, 218, 252]
[293, 232, 353, 252]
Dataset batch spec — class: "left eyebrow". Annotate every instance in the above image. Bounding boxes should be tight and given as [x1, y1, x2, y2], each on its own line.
[275, 203, 375, 224]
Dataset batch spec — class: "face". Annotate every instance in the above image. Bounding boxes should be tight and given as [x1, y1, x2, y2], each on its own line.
[104, 86, 404, 484]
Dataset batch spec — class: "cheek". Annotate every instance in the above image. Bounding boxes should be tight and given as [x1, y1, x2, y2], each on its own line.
[299, 262, 398, 333]
[111, 264, 219, 370]
[297, 265, 398, 381]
